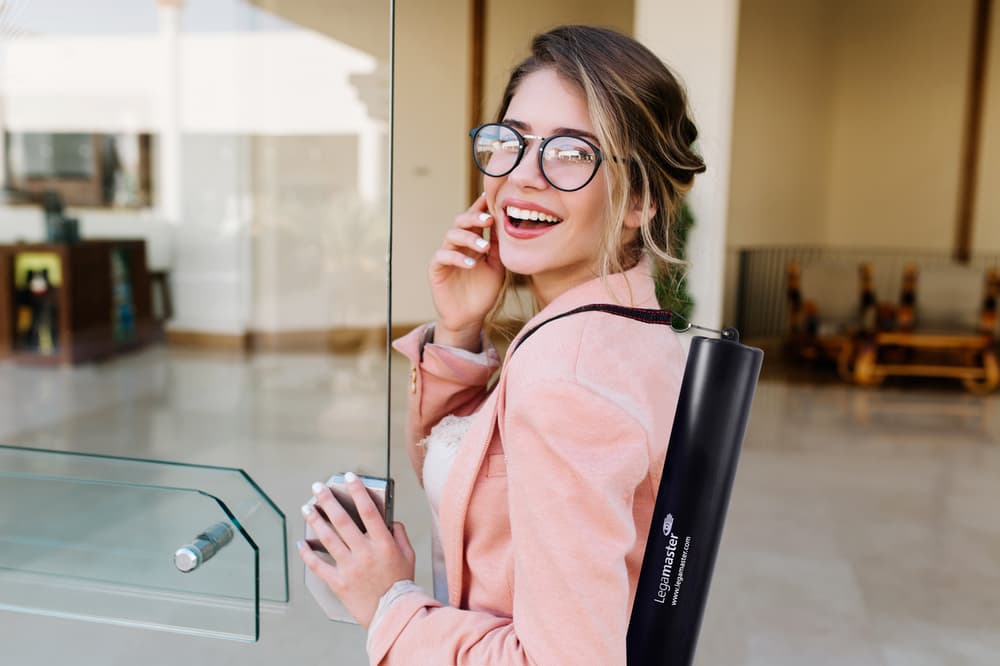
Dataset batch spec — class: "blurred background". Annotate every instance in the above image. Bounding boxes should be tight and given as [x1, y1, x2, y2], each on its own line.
[0, 1, 997, 664]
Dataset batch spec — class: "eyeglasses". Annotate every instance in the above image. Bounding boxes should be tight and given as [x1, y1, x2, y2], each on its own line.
[468, 122, 604, 192]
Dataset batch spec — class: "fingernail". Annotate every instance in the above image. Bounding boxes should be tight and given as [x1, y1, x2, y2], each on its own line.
[296, 540, 306, 551]
[478, 212, 491, 222]
[311, 481, 325, 495]
[480, 191, 485, 197]
[301, 504, 313, 517]
[344, 471, 358, 483]
[475, 238, 488, 249]
[464, 258, 476, 267]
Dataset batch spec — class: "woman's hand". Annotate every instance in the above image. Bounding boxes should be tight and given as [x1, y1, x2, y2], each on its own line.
[297, 473, 416, 629]
[429, 193, 504, 349]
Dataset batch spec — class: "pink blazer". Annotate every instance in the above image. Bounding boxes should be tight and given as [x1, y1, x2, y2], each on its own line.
[374, 258, 685, 665]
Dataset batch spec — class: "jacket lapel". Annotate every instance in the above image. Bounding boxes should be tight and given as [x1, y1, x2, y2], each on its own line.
[439, 373, 503, 606]
[436, 257, 658, 606]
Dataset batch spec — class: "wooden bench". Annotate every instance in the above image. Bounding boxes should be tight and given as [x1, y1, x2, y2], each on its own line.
[844, 266, 999, 393]
[785, 260, 872, 368]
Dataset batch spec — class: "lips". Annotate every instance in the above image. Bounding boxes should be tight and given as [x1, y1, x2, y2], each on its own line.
[500, 199, 563, 240]
[503, 214, 558, 240]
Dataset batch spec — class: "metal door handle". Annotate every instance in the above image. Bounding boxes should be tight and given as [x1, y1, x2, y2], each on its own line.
[174, 522, 234, 573]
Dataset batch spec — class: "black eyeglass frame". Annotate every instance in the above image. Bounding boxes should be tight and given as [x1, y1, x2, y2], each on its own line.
[468, 122, 605, 192]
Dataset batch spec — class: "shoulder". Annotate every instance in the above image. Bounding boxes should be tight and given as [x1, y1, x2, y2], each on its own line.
[507, 310, 685, 400]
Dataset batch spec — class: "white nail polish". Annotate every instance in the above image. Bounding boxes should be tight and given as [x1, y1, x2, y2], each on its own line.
[464, 258, 476, 267]
[296, 540, 306, 551]
[311, 481, 325, 495]
[301, 504, 313, 517]
[475, 238, 488, 249]
[344, 471, 358, 483]
[478, 212, 491, 222]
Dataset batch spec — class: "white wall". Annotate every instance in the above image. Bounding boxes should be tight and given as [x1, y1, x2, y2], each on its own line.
[1, 33, 375, 134]
[636, 0, 742, 330]
[0, 207, 172, 270]
[170, 134, 253, 334]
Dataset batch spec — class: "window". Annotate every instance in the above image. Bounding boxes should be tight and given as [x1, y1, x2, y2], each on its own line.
[4, 132, 153, 208]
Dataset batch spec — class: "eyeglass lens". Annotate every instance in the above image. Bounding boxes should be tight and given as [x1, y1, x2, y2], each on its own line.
[472, 124, 599, 191]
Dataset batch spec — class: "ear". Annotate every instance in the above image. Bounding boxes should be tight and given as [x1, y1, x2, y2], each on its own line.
[624, 199, 656, 230]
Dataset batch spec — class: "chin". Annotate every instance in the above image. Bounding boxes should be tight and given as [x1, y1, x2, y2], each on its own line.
[498, 247, 549, 277]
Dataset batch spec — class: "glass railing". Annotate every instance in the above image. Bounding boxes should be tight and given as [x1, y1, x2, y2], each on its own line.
[0, 445, 287, 641]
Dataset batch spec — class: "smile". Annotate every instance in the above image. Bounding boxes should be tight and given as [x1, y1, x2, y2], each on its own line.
[505, 205, 563, 226]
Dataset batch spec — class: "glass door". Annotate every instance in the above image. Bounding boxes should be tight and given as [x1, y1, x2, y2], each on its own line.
[0, 0, 392, 659]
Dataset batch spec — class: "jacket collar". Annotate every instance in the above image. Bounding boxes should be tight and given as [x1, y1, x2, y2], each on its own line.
[511, 256, 659, 351]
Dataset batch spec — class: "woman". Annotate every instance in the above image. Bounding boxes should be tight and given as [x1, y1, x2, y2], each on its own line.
[299, 25, 706, 664]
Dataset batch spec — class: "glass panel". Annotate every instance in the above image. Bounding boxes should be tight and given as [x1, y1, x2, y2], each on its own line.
[0, 445, 287, 604]
[0, 0, 392, 655]
[0, 455, 260, 641]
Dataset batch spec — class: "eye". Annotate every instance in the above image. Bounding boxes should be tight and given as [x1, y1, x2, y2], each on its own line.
[552, 149, 593, 163]
[499, 139, 521, 153]
[543, 138, 596, 164]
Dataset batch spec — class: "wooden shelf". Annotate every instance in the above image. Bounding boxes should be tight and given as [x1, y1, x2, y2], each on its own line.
[0, 240, 156, 365]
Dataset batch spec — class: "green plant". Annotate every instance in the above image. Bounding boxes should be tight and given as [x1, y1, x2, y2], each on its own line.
[655, 200, 695, 321]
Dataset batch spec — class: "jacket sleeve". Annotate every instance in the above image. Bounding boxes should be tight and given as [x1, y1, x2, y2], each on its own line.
[391, 325, 501, 484]
[367, 378, 649, 665]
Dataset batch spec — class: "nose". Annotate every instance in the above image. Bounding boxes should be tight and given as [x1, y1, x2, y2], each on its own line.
[508, 143, 548, 190]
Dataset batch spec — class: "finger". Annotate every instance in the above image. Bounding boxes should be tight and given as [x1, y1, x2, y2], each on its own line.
[444, 228, 490, 255]
[469, 191, 488, 211]
[392, 522, 415, 563]
[484, 228, 501, 264]
[297, 539, 343, 590]
[432, 248, 478, 271]
[311, 482, 366, 549]
[344, 472, 391, 543]
[301, 501, 349, 561]
[453, 208, 493, 231]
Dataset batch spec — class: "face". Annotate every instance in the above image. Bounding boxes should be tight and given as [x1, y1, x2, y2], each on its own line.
[484, 68, 633, 305]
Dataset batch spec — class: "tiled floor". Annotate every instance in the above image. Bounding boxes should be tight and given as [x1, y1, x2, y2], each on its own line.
[1, 345, 998, 665]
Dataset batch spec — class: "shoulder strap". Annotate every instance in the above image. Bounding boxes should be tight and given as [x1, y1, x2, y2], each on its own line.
[511, 304, 674, 355]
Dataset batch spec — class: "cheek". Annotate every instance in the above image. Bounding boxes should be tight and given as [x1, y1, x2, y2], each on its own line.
[569, 191, 611, 243]
[484, 177, 503, 215]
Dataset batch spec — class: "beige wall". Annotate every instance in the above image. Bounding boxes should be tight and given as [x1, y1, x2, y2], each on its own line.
[727, 0, 835, 248]
[482, 1, 634, 124]
[728, 0, 993, 254]
[391, 0, 472, 324]
[972, 3, 1000, 253]
[825, 0, 974, 250]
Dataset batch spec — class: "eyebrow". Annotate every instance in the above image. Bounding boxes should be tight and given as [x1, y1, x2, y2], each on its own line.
[503, 118, 600, 143]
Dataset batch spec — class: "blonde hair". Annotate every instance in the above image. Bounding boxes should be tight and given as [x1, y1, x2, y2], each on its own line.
[484, 25, 706, 340]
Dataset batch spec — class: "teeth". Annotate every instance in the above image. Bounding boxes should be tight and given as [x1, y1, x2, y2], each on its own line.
[505, 205, 562, 224]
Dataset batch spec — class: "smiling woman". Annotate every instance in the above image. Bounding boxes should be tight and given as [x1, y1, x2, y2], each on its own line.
[299, 24, 705, 665]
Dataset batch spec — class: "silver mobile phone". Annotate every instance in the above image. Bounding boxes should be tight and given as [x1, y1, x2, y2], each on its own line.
[303, 473, 395, 623]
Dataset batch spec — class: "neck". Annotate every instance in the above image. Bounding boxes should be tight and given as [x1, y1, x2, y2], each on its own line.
[529, 268, 597, 310]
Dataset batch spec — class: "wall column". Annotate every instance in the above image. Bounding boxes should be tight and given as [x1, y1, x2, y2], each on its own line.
[635, 0, 741, 330]
[157, 0, 183, 225]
